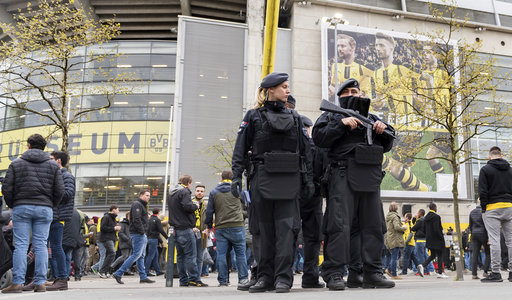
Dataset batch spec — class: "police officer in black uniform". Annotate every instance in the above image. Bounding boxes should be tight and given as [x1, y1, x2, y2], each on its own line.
[297, 114, 325, 289]
[231, 72, 314, 293]
[312, 78, 395, 290]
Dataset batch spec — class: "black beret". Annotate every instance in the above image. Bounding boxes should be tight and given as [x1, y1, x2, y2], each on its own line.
[300, 115, 313, 127]
[260, 72, 289, 88]
[287, 95, 296, 107]
[336, 78, 360, 96]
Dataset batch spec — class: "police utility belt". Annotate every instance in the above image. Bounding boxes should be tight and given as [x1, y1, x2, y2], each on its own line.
[254, 108, 302, 201]
[326, 144, 384, 192]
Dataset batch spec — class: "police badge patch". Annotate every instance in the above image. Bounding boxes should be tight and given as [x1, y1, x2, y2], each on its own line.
[238, 121, 248, 132]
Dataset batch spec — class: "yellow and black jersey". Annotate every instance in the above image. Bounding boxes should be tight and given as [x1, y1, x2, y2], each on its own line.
[330, 62, 373, 96]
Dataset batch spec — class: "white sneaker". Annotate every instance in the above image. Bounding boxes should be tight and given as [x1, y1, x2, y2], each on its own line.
[436, 273, 448, 279]
[417, 265, 424, 277]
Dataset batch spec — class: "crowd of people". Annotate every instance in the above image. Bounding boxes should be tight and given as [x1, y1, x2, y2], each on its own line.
[1, 72, 512, 294]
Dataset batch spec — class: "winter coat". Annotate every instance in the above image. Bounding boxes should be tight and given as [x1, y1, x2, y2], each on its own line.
[147, 215, 168, 240]
[99, 213, 118, 242]
[469, 205, 487, 237]
[411, 217, 426, 241]
[129, 199, 149, 235]
[52, 168, 75, 222]
[478, 158, 512, 212]
[62, 210, 82, 249]
[168, 186, 197, 230]
[118, 218, 132, 250]
[2, 149, 64, 209]
[385, 211, 406, 249]
[424, 211, 445, 250]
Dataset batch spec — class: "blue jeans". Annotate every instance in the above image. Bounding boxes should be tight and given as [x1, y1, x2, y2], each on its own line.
[196, 237, 203, 276]
[175, 229, 199, 285]
[145, 238, 161, 274]
[294, 246, 304, 272]
[12, 205, 53, 285]
[414, 241, 435, 273]
[215, 227, 248, 284]
[49, 221, 67, 279]
[465, 251, 471, 270]
[401, 244, 420, 274]
[388, 247, 401, 276]
[92, 241, 106, 271]
[114, 234, 148, 280]
[63, 246, 73, 276]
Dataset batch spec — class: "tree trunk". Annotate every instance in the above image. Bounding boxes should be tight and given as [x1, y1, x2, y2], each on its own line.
[451, 162, 465, 281]
[61, 127, 69, 152]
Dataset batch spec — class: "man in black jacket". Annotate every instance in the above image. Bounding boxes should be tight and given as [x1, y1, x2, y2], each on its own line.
[469, 202, 490, 279]
[112, 190, 154, 284]
[111, 212, 132, 273]
[1, 134, 64, 294]
[145, 208, 168, 276]
[478, 146, 512, 283]
[169, 175, 207, 287]
[412, 209, 433, 275]
[99, 205, 121, 278]
[421, 203, 447, 278]
[45, 151, 75, 291]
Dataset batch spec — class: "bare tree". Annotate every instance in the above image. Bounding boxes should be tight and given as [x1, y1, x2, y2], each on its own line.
[374, 0, 512, 280]
[0, 0, 139, 154]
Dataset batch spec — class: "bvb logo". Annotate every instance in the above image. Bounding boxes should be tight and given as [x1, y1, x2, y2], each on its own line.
[148, 133, 169, 153]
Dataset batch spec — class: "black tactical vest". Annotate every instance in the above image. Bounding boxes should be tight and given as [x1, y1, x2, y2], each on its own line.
[252, 107, 298, 156]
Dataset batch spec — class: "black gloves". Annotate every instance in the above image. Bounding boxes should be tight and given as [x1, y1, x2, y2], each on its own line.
[231, 178, 243, 198]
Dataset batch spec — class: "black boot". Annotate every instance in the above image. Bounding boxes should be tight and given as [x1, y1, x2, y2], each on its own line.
[275, 282, 290, 293]
[347, 271, 363, 288]
[509, 272, 512, 282]
[301, 281, 325, 288]
[248, 280, 274, 293]
[326, 274, 345, 291]
[481, 272, 503, 283]
[363, 272, 395, 289]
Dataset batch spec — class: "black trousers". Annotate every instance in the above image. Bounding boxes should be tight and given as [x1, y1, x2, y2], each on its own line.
[422, 248, 444, 274]
[471, 233, 490, 275]
[299, 192, 323, 284]
[250, 170, 300, 287]
[321, 166, 384, 280]
[100, 240, 116, 274]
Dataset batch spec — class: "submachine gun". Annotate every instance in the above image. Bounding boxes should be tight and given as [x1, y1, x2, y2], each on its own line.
[319, 99, 396, 145]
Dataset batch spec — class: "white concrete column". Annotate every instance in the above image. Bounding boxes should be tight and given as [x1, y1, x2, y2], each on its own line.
[245, 0, 265, 111]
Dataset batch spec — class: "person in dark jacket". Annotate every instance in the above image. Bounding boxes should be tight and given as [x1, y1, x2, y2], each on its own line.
[412, 209, 432, 275]
[112, 190, 154, 284]
[45, 151, 75, 291]
[99, 205, 121, 278]
[469, 202, 490, 279]
[145, 208, 168, 276]
[478, 146, 512, 283]
[62, 209, 82, 278]
[169, 175, 207, 287]
[312, 78, 394, 290]
[111, 212, 132, 273]
[1, 134, 64, 294]
[420, 203, 447, 278]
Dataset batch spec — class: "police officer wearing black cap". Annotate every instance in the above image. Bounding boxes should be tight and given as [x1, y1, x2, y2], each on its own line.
[231, 72, 314, 293]
[312, 78, 395, 290]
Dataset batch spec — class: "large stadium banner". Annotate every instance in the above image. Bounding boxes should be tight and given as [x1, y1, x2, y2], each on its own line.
[321, 23, 467, 199]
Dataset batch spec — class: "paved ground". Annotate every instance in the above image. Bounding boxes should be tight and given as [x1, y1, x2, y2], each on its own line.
[1, 270, 511, 300]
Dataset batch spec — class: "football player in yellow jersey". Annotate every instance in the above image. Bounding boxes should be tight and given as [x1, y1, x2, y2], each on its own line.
[373, 32, 430, 192]
[420, 46, 452, 175]
[328, 34, 373, 98]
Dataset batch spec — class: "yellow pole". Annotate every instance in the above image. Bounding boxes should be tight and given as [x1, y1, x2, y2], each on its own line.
[261, 0, 280, 78]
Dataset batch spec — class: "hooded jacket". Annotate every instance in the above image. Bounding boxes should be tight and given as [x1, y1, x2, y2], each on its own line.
[118, 218, 132, 250]
[478, 158, 512, 212]
[424, 211, 444, 250]
[2, 149, 64, 208]
[168, 185, 197, 230]
[384, 211, 406, 249]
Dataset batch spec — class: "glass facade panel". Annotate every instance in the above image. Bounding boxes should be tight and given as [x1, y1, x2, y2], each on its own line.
[0, 41, 177, 207]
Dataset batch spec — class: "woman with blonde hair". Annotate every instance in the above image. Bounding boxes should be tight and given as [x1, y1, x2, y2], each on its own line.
[231, 72, 314, 293]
